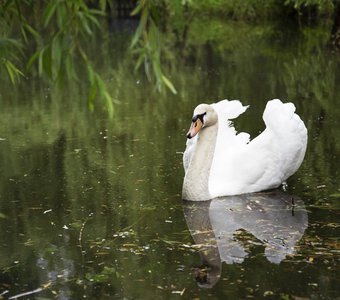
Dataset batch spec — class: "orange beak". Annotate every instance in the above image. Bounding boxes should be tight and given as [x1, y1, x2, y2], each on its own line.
[186, 119, 203, 139]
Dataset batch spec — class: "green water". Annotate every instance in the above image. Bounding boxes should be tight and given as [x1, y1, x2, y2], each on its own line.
[0, 20, 339, 299]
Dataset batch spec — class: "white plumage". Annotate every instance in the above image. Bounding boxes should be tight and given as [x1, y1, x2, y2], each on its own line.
[183, 99, 307, 200]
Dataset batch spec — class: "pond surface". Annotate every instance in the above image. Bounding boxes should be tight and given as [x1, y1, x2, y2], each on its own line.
[0, 20, 339, 299]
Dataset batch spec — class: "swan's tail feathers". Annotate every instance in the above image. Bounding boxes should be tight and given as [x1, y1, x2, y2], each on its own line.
[263, 99, 294, 127]
[263, 99, 306, 137]
[263, 99, 307, 179]
[212, 99, 249, 120]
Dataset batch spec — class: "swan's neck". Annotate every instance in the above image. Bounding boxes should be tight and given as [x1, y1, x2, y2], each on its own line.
[182, 123, 218, 200]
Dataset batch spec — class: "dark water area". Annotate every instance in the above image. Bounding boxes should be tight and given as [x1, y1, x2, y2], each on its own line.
[0, 19, 339, 299]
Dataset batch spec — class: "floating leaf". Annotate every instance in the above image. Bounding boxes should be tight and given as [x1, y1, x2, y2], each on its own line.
[264, 290, 274, 297]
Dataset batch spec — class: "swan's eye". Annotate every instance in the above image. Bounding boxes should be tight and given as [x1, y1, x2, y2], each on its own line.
[192, 112, 206, 123]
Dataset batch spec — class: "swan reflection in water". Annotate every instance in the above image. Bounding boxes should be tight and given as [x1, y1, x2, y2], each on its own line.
[183, 190, 308, 288]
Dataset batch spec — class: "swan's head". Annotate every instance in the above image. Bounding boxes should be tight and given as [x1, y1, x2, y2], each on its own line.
[186, 104, 217, 139]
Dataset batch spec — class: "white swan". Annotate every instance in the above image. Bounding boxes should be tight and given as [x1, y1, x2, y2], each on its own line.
[182, 99, 307, 201]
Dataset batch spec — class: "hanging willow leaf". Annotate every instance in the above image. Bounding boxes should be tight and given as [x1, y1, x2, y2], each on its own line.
[1, 0, 118, 115]
[89, 80, 97, 103]
[103, 91, 114, 118]
[134, 51, 146, 71]
[130, 8, 149, 49]
[130, 0, 144, 16]
[87, 13, 101, 29]
[99, 0, 107, 12]
[78, 11, 93, 35]
[130, 0, 177, 94]
[43, 45, 52, 78]
[161, 75, 177, 94]
[43, 1, 59, 28]
[26, 50, 40, 71]
[4, 59, 24, 84]
[23, 23, 39, 39]
[38, 48, 45, 77]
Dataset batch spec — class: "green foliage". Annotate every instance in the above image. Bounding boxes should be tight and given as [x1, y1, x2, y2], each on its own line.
[186, 0, 337, 20]
[284, 0, 335, 15]
[1, 0, 339, 110]
[129, 0, 339, 95]
[131, 0, 177, 94]
[0, 38, 24, 83]
[187, 0, 279, 20]
[0, 0, 114, 115]
[0, 1, 31, 83]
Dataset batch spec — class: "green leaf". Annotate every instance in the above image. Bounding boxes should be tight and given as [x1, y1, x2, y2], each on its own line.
[65, 53, 72, 80]
[23, 23, 39, 40]
[99, 0, 107, 12]
[103, 91, 114, 118]
[43, 1, 59, 27]
[20, 23, 28, 43]
[4, 59, 24, 84]
[87, 64, 95, 84]
[78, 11, 92, 35]
[89, 80, 97, 103]
[26, 50, 40, 71]
[52, 37, 62, 78]
[88, 92, 95, 112]
[56, 3, 67, 29]
[130, 1, 143, 16]
[38, 48, 45, 77]
[130, 7, 149, 49]
[87, 13, 101, 29]
[88, 8, 105, 16]
[43, 46, 52, 78]
[152, 58, 162, 82]
[134, 52, 146, 72]
[161, 75, 177, 94]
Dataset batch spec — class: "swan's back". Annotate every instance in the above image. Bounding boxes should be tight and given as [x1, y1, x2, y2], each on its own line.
[208, 99, 307, 197]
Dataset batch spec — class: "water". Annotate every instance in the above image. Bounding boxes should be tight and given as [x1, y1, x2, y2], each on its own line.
[0, 20, 339, 299]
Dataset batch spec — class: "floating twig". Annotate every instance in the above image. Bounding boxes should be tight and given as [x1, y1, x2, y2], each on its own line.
[9, 282, 51, 299]
[0, 290, 9, 297]
[79, 214, 93, 263]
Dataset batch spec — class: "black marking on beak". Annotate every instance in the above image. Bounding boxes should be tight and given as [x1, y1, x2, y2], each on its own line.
[187, 112, 206, 139]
